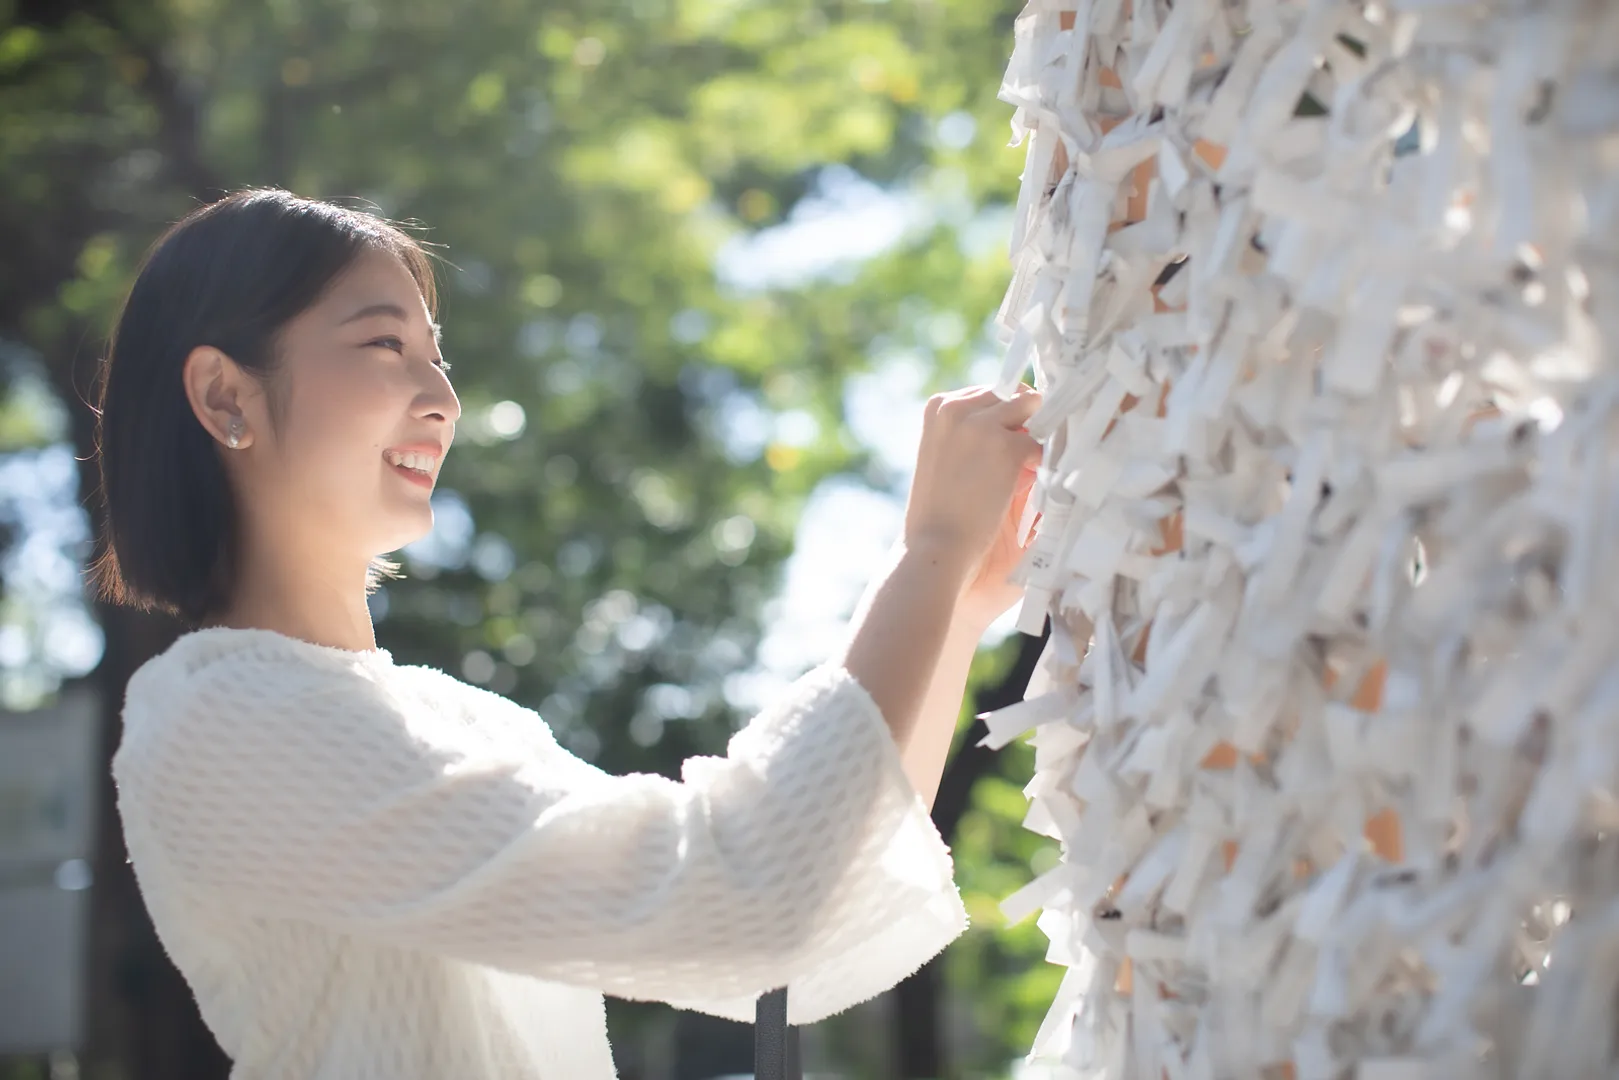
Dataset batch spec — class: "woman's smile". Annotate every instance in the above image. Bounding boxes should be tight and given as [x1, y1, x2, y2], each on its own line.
[383, 441, 443, 489]
[387, 457, 435, 489]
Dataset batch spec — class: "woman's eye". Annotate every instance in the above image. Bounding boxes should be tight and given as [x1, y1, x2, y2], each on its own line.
[365, 336, 448, 375]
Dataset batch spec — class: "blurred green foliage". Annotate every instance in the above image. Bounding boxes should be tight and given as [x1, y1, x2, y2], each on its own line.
[0, 0, 1074, 1074]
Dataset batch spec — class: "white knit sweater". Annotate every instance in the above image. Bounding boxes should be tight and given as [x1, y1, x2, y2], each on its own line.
[112, 627, 969, 1079]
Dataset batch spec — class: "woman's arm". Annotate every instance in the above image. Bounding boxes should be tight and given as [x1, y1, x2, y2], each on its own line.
[900, 611, 985, 810]
[840, 541, 989, 811]
[121, 653, 963, 1024]
[842, 389, 1041, 811]
[838, 384, 1040, 795]
[838, 539, 975, 810]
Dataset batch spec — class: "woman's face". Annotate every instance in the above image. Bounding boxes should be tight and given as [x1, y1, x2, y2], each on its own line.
[209, 247, 460, 564]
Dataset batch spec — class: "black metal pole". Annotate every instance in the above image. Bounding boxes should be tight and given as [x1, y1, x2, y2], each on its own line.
[753, 988, 800, 1080]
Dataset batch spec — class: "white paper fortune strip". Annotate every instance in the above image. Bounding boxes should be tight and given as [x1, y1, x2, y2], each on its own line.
[987, 1, 1619, 1076]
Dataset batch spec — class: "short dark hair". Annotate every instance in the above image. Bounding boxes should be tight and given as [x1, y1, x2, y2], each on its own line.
[89, 187, 440, 626]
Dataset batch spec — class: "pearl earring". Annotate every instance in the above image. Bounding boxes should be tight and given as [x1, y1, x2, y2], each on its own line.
[226, 416, 245, 449]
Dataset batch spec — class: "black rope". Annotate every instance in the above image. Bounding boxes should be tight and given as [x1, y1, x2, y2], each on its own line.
[753, 988, 800, 1080]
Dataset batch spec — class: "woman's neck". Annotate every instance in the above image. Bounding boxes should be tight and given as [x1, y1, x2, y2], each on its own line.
[207, 604, 378, 654]
[214, 548, 379, 654]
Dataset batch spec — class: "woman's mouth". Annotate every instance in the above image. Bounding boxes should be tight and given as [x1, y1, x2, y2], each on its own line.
[384, 449, 438, 489]
[389, 460, 434, 488]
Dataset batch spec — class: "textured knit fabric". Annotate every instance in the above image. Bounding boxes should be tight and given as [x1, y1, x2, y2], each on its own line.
[112, 627, 969, 1079]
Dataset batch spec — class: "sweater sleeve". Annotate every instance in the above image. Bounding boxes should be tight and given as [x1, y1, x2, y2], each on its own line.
[116, 655, 968, 1024]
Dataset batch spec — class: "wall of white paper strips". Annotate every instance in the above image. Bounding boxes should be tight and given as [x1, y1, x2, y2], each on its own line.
[985, 1, 1619, 1076]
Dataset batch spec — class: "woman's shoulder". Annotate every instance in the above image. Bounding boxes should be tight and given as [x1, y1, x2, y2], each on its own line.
[121, 626, 551, 752]
[135, 625, 393, 684]
[116, 628, 448, 792]
[114, 627, 606, 811]
[120, 627, 400, 751]
[126, 625, 391, 702]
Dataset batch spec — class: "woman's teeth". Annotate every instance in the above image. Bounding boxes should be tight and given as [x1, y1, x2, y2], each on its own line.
[385, 450, 435, 475]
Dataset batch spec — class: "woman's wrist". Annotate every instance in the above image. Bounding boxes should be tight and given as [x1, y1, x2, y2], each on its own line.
[895, 536, 1019, 634]
[892, 534, 977, 592]
[885, 536, 1015, 640]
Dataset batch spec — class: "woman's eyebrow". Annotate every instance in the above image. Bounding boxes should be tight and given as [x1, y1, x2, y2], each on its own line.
[340, 302, 443, 344]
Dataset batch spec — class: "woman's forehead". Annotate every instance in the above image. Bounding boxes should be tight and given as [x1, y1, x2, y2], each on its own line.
[320, 251, 434, 326]
[331, 248, 419, 297]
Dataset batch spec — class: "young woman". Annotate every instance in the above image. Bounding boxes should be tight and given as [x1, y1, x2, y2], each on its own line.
[95, 188, 1041, 1078]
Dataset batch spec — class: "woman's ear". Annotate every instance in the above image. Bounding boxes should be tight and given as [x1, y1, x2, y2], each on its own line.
[181, 345, 257, 450]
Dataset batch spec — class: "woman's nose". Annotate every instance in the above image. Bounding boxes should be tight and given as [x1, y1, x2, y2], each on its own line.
[417, 380, 460, 424]
[414, 393, 459, 427]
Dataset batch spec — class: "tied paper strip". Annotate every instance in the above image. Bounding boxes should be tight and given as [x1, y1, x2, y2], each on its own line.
[984, 1, 1619, 1077]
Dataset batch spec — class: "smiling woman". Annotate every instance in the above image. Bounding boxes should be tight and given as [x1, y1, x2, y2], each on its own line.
[91, 186, 1043, 1080]
[90, 188, 454, 634]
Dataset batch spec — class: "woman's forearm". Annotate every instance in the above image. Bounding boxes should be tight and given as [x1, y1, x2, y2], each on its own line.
[838, 539, 975, 808]
[899, 615, 984, 810]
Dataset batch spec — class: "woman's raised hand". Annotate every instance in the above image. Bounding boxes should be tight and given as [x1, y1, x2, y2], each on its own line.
[838, 383, 1042, 798]
[902, 384, 1042, 592]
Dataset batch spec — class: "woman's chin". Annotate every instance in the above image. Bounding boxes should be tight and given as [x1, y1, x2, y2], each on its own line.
[376, 504, 436, 553]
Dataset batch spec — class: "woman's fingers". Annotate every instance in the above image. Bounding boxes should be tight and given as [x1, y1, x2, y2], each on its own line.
[935, 382, 1036, 413]
[904, 383, 1045, 566]
[988, 387, 1042, 428]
